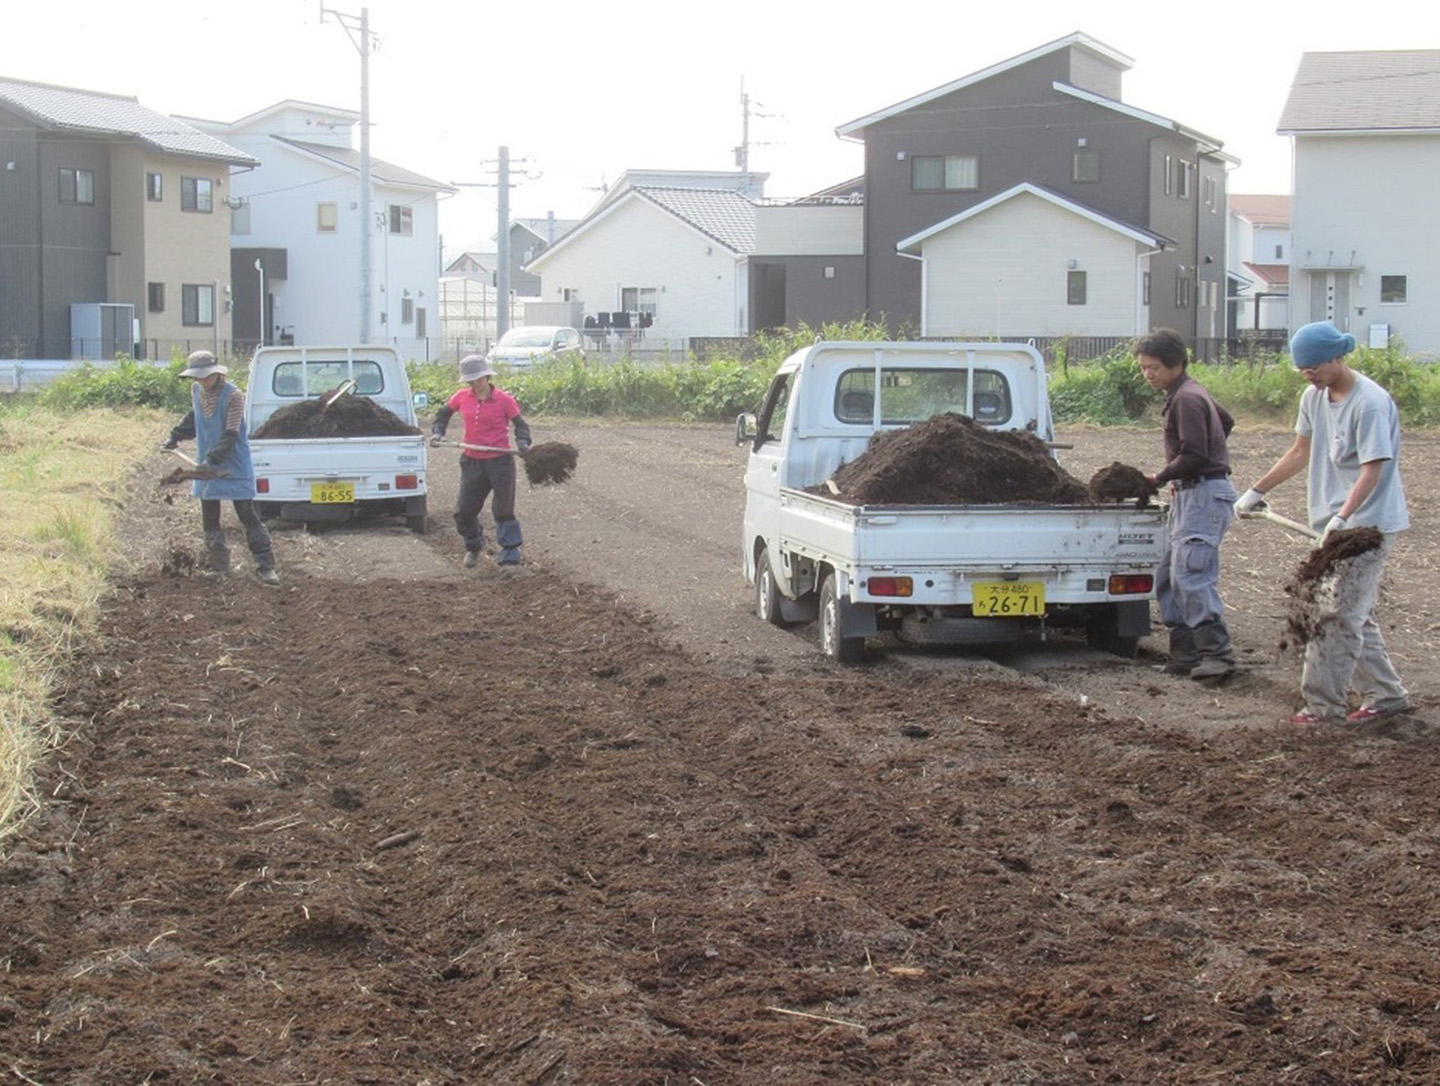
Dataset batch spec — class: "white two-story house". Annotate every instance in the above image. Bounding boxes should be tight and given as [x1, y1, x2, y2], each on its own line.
[189, 100, 455, 359]
[1280, 49, 1440, 357]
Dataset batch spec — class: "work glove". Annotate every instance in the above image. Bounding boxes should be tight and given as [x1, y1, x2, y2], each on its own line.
[1234, 487, 1267, 514]
[1321, 514, 1348, 541]
[206, 431, 238, 466]
[161, 436, 180, 451]
[429, 431, 444, 447]
[517, 441, 532, 459]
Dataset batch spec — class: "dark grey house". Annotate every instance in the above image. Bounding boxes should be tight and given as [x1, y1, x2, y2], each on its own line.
[757, 33, 1233, 346]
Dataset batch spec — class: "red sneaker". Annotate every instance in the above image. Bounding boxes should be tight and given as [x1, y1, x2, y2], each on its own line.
[1288, 710, 1331, 725]
[1346, 704, 1409, 723]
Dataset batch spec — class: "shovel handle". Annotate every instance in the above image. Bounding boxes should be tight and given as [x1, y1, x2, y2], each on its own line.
[440, 439, 515, 455]
[167, 447, 228, 478]
[1240, 504, 1320, 540]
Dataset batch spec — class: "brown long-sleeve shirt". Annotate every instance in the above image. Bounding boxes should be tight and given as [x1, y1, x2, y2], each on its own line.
[1154, 374, 1233, 486]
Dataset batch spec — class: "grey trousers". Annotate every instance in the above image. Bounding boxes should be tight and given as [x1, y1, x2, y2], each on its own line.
[1301, 533, 1408, 717]
[1157, 477, 1237, 629]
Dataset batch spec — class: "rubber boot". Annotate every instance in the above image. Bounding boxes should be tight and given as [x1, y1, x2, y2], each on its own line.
[1164, 625, 1199, 676]
[496, 517, 523, 567]
[1190, 620, 1237, 680]
[203, 530, 231, 578]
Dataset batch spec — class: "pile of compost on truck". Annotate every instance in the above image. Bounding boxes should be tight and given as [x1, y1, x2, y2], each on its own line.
[822, 412, 1102, 505]
[250, 393, 421, 440]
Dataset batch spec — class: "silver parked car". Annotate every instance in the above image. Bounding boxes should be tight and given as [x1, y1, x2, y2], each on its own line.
[486, 325, 585, 369]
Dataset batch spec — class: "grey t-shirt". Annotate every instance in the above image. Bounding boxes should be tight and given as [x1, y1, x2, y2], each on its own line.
[1296, 372, 1409, 533]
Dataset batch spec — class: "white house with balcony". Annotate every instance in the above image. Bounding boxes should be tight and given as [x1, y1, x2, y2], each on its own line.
[1279, 49, 1440, 357]
[187, 100, 454, 359]
[1228, 193, 1290, 334]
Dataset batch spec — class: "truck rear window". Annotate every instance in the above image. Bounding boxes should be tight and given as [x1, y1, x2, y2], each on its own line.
[835, 367, 1011, 425]
[272, 360, 386, 397]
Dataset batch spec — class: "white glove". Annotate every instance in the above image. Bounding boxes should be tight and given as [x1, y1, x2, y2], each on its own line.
[1234, 487, 1267, 514]
[1322, 514, 1348, 539]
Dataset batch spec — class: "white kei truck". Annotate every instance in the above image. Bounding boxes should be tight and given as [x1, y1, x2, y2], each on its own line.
[244, 345, 428, 532]
[738, 340, 1166, 663]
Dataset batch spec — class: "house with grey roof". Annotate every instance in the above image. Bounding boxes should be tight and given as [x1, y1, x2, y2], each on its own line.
[819, 32, 1234, 346]
[1228, 193, 1291, 336]
[187, 100, 455, 358]
[1279, 50, 1440, 356]
[524, 171, 762, 347]
[0, 76, 254, 360]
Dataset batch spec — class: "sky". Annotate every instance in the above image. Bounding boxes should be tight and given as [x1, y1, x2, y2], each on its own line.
[9, 0, 1435, 261]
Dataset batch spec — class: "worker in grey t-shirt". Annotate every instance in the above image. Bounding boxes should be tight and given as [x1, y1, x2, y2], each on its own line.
[1235, 321, 1410, 725]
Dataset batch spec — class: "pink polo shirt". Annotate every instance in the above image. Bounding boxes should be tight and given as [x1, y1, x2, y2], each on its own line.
[446, 385, 522, 459]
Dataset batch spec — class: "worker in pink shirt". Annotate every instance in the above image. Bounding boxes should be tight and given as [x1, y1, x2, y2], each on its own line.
[430, 355, 532, 568]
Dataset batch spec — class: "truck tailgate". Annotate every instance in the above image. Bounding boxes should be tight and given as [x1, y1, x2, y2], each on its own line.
[250, 436, 426, 502]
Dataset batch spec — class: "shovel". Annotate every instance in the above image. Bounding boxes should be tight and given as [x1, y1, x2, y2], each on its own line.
[318, 379, 357, 412]
[438, 439, 517, 455]
[1239, 502, 1319, 541]
[167, 447, 228, 479]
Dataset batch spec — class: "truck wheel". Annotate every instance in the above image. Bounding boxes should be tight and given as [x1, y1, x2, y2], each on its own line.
[819, 573, 864, 664]
[755, 546, 785, 626]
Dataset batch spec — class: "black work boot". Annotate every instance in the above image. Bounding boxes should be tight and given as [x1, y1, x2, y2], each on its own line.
[1190, 620, 1237, 680]
[203, 530, 231, 578]
[1164, 625, 1199, 676]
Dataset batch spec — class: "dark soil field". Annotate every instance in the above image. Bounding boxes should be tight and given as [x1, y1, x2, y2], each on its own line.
[2, 421, 1438, 1084]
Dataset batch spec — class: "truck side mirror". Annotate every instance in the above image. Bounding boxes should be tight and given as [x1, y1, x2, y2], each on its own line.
[735, 412, 756, 446]
[413, 391, 430, 408]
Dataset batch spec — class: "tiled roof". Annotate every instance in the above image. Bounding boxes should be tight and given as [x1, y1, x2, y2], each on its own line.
[1230, 194, 1291, 224]
[1242, 261, 1289, 288]
[1279, 50, 1440, 132]
[270, 137, 456, 191]
[633, 187, 756, 253]
[0, 77, 253, 164]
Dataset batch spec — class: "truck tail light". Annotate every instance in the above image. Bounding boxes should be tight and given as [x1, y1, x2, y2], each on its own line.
[255, 478, 270, 494]
[395, 474, 419, 491]
[1108, 574, 1153, 595]
[867, 576, 913, 597]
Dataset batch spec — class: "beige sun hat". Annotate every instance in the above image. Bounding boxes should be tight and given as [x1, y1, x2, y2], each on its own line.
[179, 350, 228, 378]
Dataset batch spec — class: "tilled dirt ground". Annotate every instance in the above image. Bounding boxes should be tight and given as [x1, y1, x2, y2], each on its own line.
[2, 420, 1438, 1084]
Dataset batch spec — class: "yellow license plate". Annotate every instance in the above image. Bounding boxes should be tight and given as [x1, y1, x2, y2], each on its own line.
[311, 481, 356, 504]
[972, 580, 1045, 617]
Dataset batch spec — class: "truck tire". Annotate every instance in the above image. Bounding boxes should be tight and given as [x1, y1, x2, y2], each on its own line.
[819, 573, 865, 664]
[755, 546, 785, 626]
[406, 496, 428, 534]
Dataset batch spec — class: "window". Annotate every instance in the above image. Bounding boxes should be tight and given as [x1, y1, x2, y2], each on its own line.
[1178, 160, 1193, 200]
[231, 202, 250, 236]
[1163, 154, 1173, 196]
[620, 286, 657, 317]
[1381, 275, 1408, 304]
[146, 172, 163, 201]
[912, 154, 979, 191]
[1143, 271, 1151, 306]
[1175, 269, 1192, 309]
[1203, 176, 1218, 210]
[388, 204, 412, 235]
[1067, 270, 1087, 305]
[316, 202, 338, 233]
[1274, 243, 1284, 259]
[147, 282, 165, 313]
[181, 284, 215, 326]
[1073, 148, 1100, 183]
[401, 296, 414, 324]
[181, 177, 213, 213]
[59, 167, 95, 205]
[835, 366, 1011, 426]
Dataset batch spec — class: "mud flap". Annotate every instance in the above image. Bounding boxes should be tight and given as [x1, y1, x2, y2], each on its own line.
[835, 584, 879, 639]
[1114, 599, 1152, 638]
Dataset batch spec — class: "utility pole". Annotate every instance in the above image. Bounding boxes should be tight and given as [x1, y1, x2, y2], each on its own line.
[496, 146, 511, 340]
[733, 79, 779, 192]
[450, 147, 537, 346]
[321, 3, 376, 343]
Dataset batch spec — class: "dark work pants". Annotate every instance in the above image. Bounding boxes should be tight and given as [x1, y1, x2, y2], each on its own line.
[454, 455, 523, 561]
[200, 498, 275, 572]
